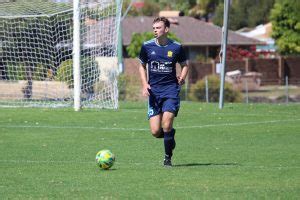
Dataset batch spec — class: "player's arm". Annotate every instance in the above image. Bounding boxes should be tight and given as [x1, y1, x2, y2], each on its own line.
[177, 62, 189, 85]
[139, 63, 151, 96]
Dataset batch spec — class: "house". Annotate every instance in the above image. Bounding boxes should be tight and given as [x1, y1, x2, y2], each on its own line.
[237, 23, 277, 57]
[122, 16, 263, 61]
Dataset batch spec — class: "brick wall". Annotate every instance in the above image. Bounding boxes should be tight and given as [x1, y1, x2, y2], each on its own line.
[225, 60, 246, 73]
[284, 57, 300, 84]
[189, 62, 212, 83]
[247, 58, 280, 84]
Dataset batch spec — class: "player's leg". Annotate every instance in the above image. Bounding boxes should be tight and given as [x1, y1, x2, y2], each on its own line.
[162, 111, 176, 164]
[148, 94, 164, 138]
[162, 111, 175, 133]
[161, 98, 180, 166]
[149, 114, 163, 138]
[162, 98, 179, 147]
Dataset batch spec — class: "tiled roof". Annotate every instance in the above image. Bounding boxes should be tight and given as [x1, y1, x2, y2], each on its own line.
[122, 16, 262, 46]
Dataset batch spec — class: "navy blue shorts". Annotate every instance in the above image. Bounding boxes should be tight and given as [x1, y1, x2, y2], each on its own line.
[147, 94, 180, 119]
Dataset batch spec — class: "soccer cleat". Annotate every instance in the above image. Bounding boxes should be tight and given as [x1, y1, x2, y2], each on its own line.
[163, 155, 172, 167]
[163, 158, 172, 167]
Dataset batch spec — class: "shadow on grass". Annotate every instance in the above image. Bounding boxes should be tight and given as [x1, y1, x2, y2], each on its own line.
[173, 163, 239, 168]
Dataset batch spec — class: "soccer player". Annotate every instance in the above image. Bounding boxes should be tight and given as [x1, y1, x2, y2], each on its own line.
[138, 17, 189, 167]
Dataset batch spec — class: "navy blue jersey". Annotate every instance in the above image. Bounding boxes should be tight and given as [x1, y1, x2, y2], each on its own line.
[139, 38, 187, 98]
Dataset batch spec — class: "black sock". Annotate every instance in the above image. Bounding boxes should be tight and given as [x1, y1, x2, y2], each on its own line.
[172, 129, 176, 149]
[164, 129, 175, 158]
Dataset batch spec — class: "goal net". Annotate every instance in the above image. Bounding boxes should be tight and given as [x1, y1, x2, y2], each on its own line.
[0, 0, 122, 109]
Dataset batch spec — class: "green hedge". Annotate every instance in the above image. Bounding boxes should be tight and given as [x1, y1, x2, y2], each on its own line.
[117, 74, 141, 101]
[6, 63, 48, 81]
[55, 58, 100, 93]
[189, 75, 242, 102]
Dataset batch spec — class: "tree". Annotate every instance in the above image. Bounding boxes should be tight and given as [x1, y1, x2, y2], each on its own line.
[126, 32, 181, 58]
[270, 0, 300, 55]
[189, 0, 221, 21]
[247, 0, 275, 27]
[158, 0, 196, 15]
[213, 2, 244, 30]
[213, 0, 275, 30]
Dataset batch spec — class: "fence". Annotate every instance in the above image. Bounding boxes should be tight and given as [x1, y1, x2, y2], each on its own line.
[121, 57, 300, 103]
[189, 56, 300, 85]
[190, 77, 300, 104]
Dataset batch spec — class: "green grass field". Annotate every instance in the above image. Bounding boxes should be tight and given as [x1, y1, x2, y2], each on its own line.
[0, 102, 299, 199]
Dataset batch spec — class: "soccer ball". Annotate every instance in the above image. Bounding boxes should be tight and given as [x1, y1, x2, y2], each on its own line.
[95, 149, 115, 169]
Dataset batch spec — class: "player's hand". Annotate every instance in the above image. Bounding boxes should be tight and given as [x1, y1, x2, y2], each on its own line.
[142, 84, 151, 96]
[177, 76, 185, 85]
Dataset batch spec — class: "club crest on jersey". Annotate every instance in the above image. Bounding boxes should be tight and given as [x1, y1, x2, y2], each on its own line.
[167, 51, 173, 57]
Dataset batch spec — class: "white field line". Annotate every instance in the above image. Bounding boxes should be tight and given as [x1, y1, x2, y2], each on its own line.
[0, 118, 300, 131]
[0, 125, 148, 131]
[0, 159, 299, 170]
[116, 109, 299, 117]
[177, 118, 300, 129]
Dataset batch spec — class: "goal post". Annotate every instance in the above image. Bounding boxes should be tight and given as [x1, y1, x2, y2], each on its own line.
[73, 0, 81, 111]
[0, 0, 123, 110]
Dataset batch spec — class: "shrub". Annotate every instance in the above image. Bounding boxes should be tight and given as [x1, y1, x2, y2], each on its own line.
[6, 64, 26, 80]
[117, 74, 141, 101]
[55, 59, 73, 87]
[189, 75, 242, 102]
[55, 57, 100, 94]
[5, 63, 48, 81]
[32, 64, 48, 81]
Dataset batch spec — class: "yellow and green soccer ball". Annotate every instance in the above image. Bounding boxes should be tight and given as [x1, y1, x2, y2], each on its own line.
[95, 150, 115, 169]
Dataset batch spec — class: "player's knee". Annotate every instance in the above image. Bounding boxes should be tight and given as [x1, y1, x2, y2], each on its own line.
[162, 123, 172, 133]
[162, 116, 174, 132]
